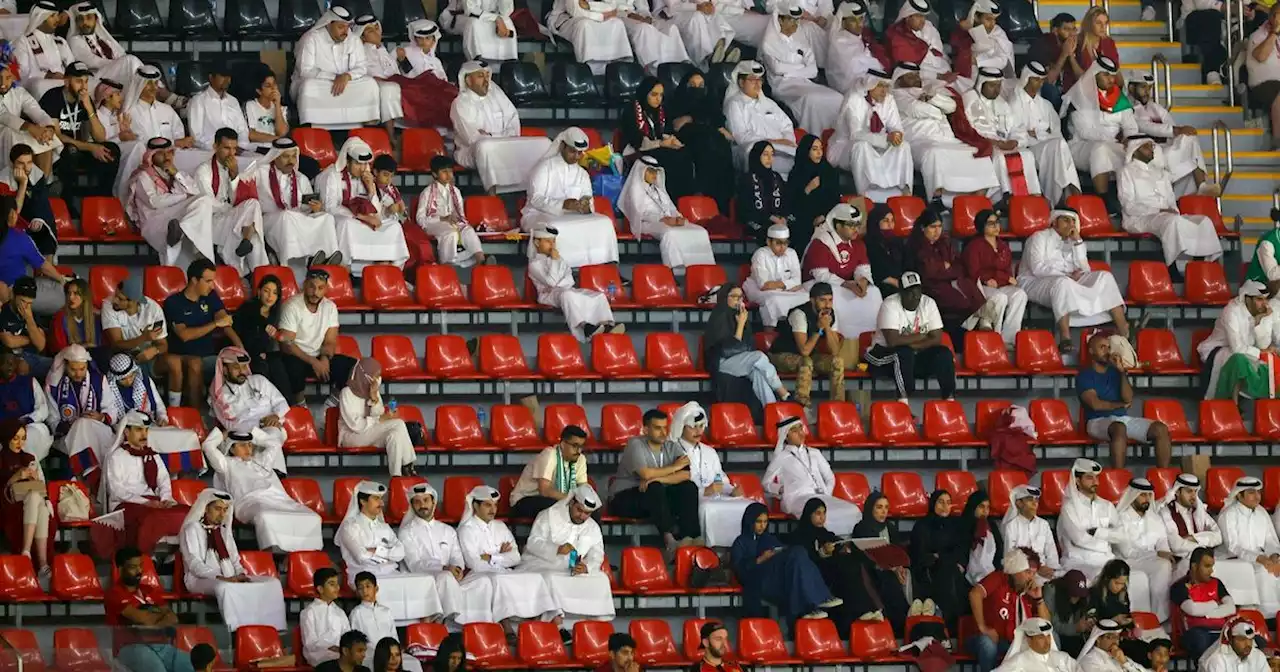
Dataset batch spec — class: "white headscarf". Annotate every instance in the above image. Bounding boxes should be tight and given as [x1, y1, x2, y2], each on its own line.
[340, 480, 388, 529]
[1197, 618, 1260, 669]
[1014, 61, 1048, 102]
[618, 155, 679, 226]
[725, 60, 766, 103]
[1078, 619, 1126, 660]
[22, 1, 59, 38]
[46, 344, 93, 390]
[830, 0, 868, 38]
[1115, 477, 1155, 516]
[1001, 484, 1042, 528]
[857, 68, 893, 94]
[68, 1, 116, 46]
[764, 3, 804, 53]
[538, 126, 590, 163]
[564, 483, 602, 513]
[400, 481, 438, 526]
[122, 64, 164, 114]
[460, 484, 500, 526]
[1059, 54, 1119, 118]
[670, 401, 708, 447]
[1221, 476, 1263, 517]
[318, 136, 374, 185]
[895, 0, 930, 23]
[456, 59, 490, 92]
[891, 62, 924, 86]
[973, 66, 1006, 100]
[181, 487, 234, 532]
[966, 0, 1000, 25]
[773, 416, 805, 457]
[1159, 473, 1202, 508]
[303, 6, 354, 41]
[1004, 616, 1057, 661]
[409, 19, 442, 49]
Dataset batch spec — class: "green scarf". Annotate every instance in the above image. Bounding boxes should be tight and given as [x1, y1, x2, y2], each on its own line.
[553, 448, 576, 494]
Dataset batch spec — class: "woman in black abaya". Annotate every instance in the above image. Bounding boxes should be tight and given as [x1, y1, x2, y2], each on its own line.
[668, 70, 736, 214]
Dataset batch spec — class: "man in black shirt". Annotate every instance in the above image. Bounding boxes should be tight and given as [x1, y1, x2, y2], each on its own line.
[38, 61, 119, 196]
[767, 282, 847, 407]
[1025, 13, 1080, 110]
[162, 259, 243, 410]
[314, 631, 370, 672]
[0, 277, 50, 377]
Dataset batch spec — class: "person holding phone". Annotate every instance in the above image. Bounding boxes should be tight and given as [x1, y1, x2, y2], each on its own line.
[702, 283, 789, 409]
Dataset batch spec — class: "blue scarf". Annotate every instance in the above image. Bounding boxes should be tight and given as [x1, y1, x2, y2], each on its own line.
[51, 370, 104, 424]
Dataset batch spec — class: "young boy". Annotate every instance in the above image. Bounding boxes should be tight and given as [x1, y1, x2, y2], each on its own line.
[300, 567, 351, 666]
[349, 572, 422, 672]
[371, 155, 408, 224]
[414, 155, 485, 268]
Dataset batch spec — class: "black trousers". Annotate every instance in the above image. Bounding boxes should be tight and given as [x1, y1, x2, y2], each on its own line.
[610, 481, 701, 538]
[55, 142, 121, 197]
[511, 495, 557, 519]
[251, 352, 294, 401]
[863, 344, 957, 399]
[1184, 9, 1228, 78]
[20, 181, 57, 257]
[280, 353, 356, 400]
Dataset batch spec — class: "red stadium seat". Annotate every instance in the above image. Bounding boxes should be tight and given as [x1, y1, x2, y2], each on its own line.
[1128, 261, 1184, 305]
[923, 400, 979, 445]
[543, 404, 595, 445]
[175, 627, 226, 667]
[578, 264, 632, 306]
[833, 472, 871, 507]
[964, 331, 1018, 373]
[348, 127, 393, 158]
[1142, 399, 1200, 442]
[362, 265, 419, 309]
[371, 335, 425, 380]
[573, 622, 614, 667]
[600, 404, 643, 448]
[50, 198, 84, 242]
[81, 196, 140, 240]
[170, 479, 207, 507]
[685, 264, 728, 302]
[975, 400, 1014, 440]
[237, 550, 277, 579]
[632, 264, 686, 307]
[477, 335, 538, 379]
[336, 335, 362, 360]
[490, 404, 543, 450]
[440, 477, 485, 523]
[882, 471, 929, 517]
[645, 333, 702, 377]
[0, 629, 46, 672]
[677, 195, 720, 227]
[425, 335, 484, 380]
[235, 626, 301, 669]
[415, 265, 475, 309]
[1137, 330, 1194, 373]
[629, 620, 685, 666]
[950, 194, 992, 238]
[1028, 399, 1088, 444]
[434, 405, 489, 450]
[400, 128, 447, 172]
[1184, 261, 1231, 305]
[1008, 195, 1050, 237]
[331, 478, 363, 521]
[731, 474, 769, 509]
[386, 476, 428, 523]
[282, 407, 329, 454]
[292, 128, 337, 169]
[166, 406, 207, 441]
[935, 471, 979, 511]
[1240, 609, 1272, 645]
[594, 195, 622, 235]
[851, 621, 903, 661]
[538, 334, 594, 379]
[284, 551, 335, 599]
[252, 266, 297, 301]
[1267, 467, 1280, 511]
[50, 554, 103, 601]
[280, 478, 331, 522]
[988, 469, 1030, 517]
[1146, 467, 1182, 502]
[1206, 467, 1247, 512]
[213, 266, 247, 311]
[708, 402, 765, 447]
[1199, 400, 1256, 442]
[470, 265, 531, 308]
[89, 265, 131, 306]
[463, 195, 511, 231]
[404, 623, 450, 654]
[1097, 468, 1133, 503]
[592, 333, 646, 378]
[673, 547, 733, 594]
[621, 547, 679, 594]
[312, 265, 362, 310]
[816, 401, 872, 447]
[795, 618, 855, 663]
[1015, 330, 1071, 373]
[1259, 400, 1280, 443]
[143, 266, 186, 302]
[682, 618, 726, 661]
[1066, 194, 1120, 237]
[870, 402, 925, 445]
[517, 621, 571, 667]
[763, 402, 812, 445]
[738, 619, 799, 665]
[886, 195, 925, 236]
[1178, 194, 1229, 235]
[465, 623, 522, 669]
[1039, 470, 1070, 515]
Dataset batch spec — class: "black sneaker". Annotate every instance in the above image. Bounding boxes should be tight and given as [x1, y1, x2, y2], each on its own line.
[307, 251, 326, 268]
[235, 239, 254, 257]
[166, 219, 183, 246]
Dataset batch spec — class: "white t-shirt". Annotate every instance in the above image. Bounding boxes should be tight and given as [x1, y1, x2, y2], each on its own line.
[244, 99, 288, 150]
[1247, 27, 1280, 87]
[871, 293, 943, 347]
[101, 296, 167, 341]
[278, 295, 339, 357]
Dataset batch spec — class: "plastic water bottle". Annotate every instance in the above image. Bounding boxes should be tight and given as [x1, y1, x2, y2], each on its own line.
[387, 398, 398, 413]
[713, 473, 724, 499]
[568, 549, 579, 570]
[477, 406, 488, 430]
[607, 282, 617, 301]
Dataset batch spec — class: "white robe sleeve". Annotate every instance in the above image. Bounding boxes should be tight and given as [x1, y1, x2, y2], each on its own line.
[18, 88, 53, 127]
[1220, 510, 1265, 564]
[526, 161, 568, 215]
[187, 95, 215, 151]
[580, 525, 606, 574]
[1070, 109, 1121, 143]
[25, 379, 49, 424]
[1136, 104, 1175, 138]
[296, 34, 332, 81]
[1259, 242, 1280, 282]
[348, 605, 376, 643]
[1226, 307, 1264, 359]
[201, 430, 229, 475]
[817, 451, 836, 494]
[762, 455, 785, 497]
[457, 523, 490, 570]
[494, 523, 522, 567]
[524, 512, 563, 564]
[106, 453, 152, 505]
[301, 604, 348, 664]
[180, 525, 223, 579]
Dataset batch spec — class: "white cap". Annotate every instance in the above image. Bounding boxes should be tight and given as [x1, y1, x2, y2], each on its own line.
[767, 224, 790, 240]
[901, 271, 922, 289]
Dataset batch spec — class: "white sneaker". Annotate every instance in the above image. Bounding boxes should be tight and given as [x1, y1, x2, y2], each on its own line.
[1207, 71, 1223, 85]
[908, 599, 924, 616]
[819, 597, 844, 608]
[1141, 5, 1156, 19]
[801, 610, 828, 619]
[922, 598, 937, 616]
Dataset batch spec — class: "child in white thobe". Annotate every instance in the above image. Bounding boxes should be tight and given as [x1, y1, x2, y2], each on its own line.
[355, 17, 406, 128]
[967, 0, 1014, 74]
[397, 483, 494, 625]
[350, 574, 424, 671]
[521, 128, 620, 268]
[415, 159, 485, 267]
[300, 570, 350, 666]
[201, 429, 321, 552]
[617, 156, 715, 272]
[528, 229, 620, 341]
[519, 485, 616, 625]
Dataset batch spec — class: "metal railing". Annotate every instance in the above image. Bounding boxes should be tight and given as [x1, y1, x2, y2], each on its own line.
[1224, 0, 1247, 107]
[1210, 120, 1235, 189]
[1165, 0, 1175, 41]
[1151, 53, 1173, 109]
[1272, 188, 1280, 226]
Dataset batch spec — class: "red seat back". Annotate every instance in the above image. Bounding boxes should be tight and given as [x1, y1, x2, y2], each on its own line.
[621, 546, 675, 592]
[235, 626, 288, 667]
[1008, 195, 1050, 237]
[965, 331, 1014, 372]
[400, 128, 447, 172]
[592, 333, 643, 377]
[143, 266, 186, 302]
[403, 623, 450, 653]
[543, 403, 594, 444]
[371, 335, 423, 379]
[632, 264, 683, 306]
[284, 551, 334, 599]
[1206, 466, 1247, 511]
[1015, 330, 1066, 372]
[1136, 330, 1188, 372]
[1066, 194, 1116, 237]
[1178, 194, 1227, 234]
[573, 622, 615, 667]
[882, 471, 928, 517]
[684, 264, 728, 302]
[850, 620, 899, 660]
[988, 469, 1030, 517]
[441, 476, 485, 523]
[469, 265, 523, 307]
[517, 621, 570, 666]
[166, 406, 207, 441]
[950, 194, 992, 238]
[935, 471, 979, 511]
[363, 265, 416, 307]
[677, 195, 720, 225]
[387, 476, 428, 522]
[922, 400, 975, 443]
[463, 195, 510, 231]
[89, 265, 131, 306]
[794, 618, 848, 662]
[538, 334, 591, 378]
[886, 195, 925, 236]
[1143, 399, 1196, 441]
[600, 403, 643, 448]
[1028, 399, 1081, 442]
[415, 265, 471, 308]
[51, 554, 103, 600]
[1199, 400, 1251, 441]
[628, 620, 682, 665]
[0, 629, 46, 672]
[1097, 468, 1133, 503]
[81, 196, 137, 240]
[1146, 467, 1182, 502]
[348, 127, 393, 158]
[833, 472, 870, 507]
[490, 404, 542, 449]
[291, 128, 337, 169]
[708, 402, 762, 446]
[816, 401, 869, 444]
[1039, 470, 1070, 515]
[578, 264, 629, 302]
[425, 335, 479, 378]
[1127, 261, 1179, 304]
[645, 332, 697, 376]
[435, 405, 487, 449]
[213, 266, 247, 311]
[870, 401, 921, 444]
[170, 479, 207, 506]
[737, 618, 790, 663]
[478, 334, 533, 377]
[975, 400, 1013, 440]
[1184, 261, 1231, 305]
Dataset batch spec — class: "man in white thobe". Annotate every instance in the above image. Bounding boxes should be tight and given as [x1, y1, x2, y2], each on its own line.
[1077, 620, 1148, 672]
[1118, 135, 1223, 279]
[528, 228, 621, 342]
[827, 69, 912, 200]
[744, 223, 808, 327]
[439, 0, 518, 61]
[520, 485, 616, 630]
[397, 482, 494, 626]
[1018, 209, 1129, 346]
[46, 344, 123, 479]
[968, 0, 1014, 74]
[993, 617, 1081, 672]
[14, 2, 73, 100]
[253, 138, 343, 283]
[178, 488, 287, 632]
[349, 573, 423, 671]
[824, 1, 886, 94]
[315, 137, 410, 276]
[66, 3, 147, 87]
[208, 346, 289, 464]
[201, 428, 322, 552]
[764, 416, 861, 533]
[1005, 61, 1081, 207]
[0, 66, 60, 177]
[186, 67, 251, 152]
[521, 127, 620, 268]
[1112, 478, 1175, 622]
[761, 5, 842, 134]
[801, 203, 883, 338]
[669, 402, 750, 548]
[193, 128, 269, 278]
[1000, 484, 1062, 582]
[1198, 621, 1273, 672]
[292, 7, 381, 127]
[1217, 477, 1280, 614]
[1159, 473, 1257, 599]
[1196, 281, 1280, 401]
[300, 567, 350, 666]
[414, 155, 486, 268]
[1062, 56, 1138, 214]
[548, 0, 634, 72]
[616, 0, 691, 71]
[963, 66, 1044, 202]
[336, 481, 443, 623]
[666, 0, 737, 68]
[457, 485, 561, 632]
[125, 137, 218, 269]
[111, 65, 203, 202]
[886, 0, 964, 87]
[724, 60, 797, 177]
[451, 61, 551, 193]
[892, 63, 999, 205]
[1129, 75, 1216, 197]
[617, 155, 715, 272]
[94, 412, 189, 556]
[353, 16, 407, 134]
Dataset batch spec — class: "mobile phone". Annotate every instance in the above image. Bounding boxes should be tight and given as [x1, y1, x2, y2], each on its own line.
[150, 321, 163, 331]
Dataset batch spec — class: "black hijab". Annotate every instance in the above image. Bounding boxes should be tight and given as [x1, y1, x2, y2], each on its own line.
[960, 489, 1003, 555]
[746, 141, 784, 214]
[790, 497, 838, 548]
[704, 283, 750, 356]
[629, 76, 667, 142]
[910, 489, 961, 568]
[865, 203, 907, 284]
[669, 69, 721, 125]
[787, 134, 839, 199]
[852, 491, 890, 538]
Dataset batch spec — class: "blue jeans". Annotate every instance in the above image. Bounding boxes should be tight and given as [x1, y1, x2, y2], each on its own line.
[117, 644, 195, 672]
[1040, 82, 1064, 111]
[967, 634, 1010, 672]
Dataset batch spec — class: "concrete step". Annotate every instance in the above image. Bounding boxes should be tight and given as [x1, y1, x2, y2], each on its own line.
[1121, 62, 1202, 86]
[1194, 128, 1269, 152]
[1038, 19, 1167, 36]
[1039, 0, 1142, 21]
[1203, 150, 1280, 168]
[1165, 83, 1226, 99]
[1118, 41, 1184, 62]
[1223, 172, 1280, 197]
[1170, 105, 1245, 127]
[1220, 195, 1276, 220]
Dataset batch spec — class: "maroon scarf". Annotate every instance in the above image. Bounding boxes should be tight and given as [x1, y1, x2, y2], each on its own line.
[122, 442, 160, 492]
[268, 167, 299, 209]
[209, 157, 225, 198]
[633, 101, 665, 140]
[204, 523, 231, 560]
[88, 35, 114, 60]
[1166, 500, 1200, 538]
[867, 95, 884, 133]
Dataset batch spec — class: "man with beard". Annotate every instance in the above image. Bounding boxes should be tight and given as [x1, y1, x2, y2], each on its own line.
[1170, 547, 1239, 660]
[162, 259, 241, 410]
[450, 60, 552, 194]
[1128, 75, 1214, 196]
[1217, 477, 1280, 616]
[208, 346, 288, 470]
[1158, 474, 1255, 591]
[47, 343, 122, 481]
[825, 2, 890, 94]
[13, 2, 74, 101]
[999, 485, 1060, 581]
[519, 484, 616, 634]
[1057, 458, 1125, 580]
[193, 128, 268, 278]
[1076, 620, 1146, 672]
[251, 138, 342, 284]
[693, 622, 742, 672]
[38, 61, 118, 195]
[125, 137, 219, 270]
[397, 482, 493, 626]
[95, 412, 189, 556]
[0, 145, 59, 258]
[1077, 332, 1171, 468]
[962, 67, 1045, 204]
[1198, 620, 1274, 672]
[967, 548, 1051, 672]
[292, 7, 380, 127]
[1111, 478, 1174, 621]
[107, 546, 192, 672]
[276, 268, 356, 405]
[186, 67, 250, 152]
[992, 617, 1080, 672]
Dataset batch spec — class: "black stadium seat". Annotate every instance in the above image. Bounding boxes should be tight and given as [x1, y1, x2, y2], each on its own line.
[278, 0, 322, 36]
[705, 62, 736, 101]
[999, 0, 1042, 42]
[114, 0, 166, 38]
[605, 61, 646, 105]
[498, 61, 548, 105]
[380, 0, 428, 39]
[551, 61, 599, 105]
[169, 0, 219, 35]
[174, 61, 208, 98]
[657, 62, 696, 95]
[334, 0, 374, 20]
[224, 0, 275, 37]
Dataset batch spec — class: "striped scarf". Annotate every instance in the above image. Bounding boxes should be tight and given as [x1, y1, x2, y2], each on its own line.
[553, 448, 576, 494]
